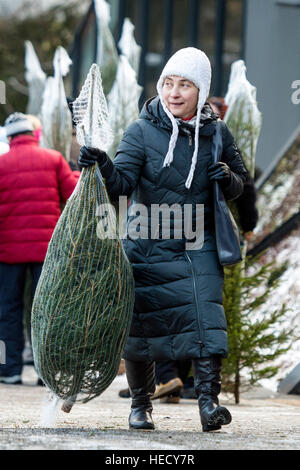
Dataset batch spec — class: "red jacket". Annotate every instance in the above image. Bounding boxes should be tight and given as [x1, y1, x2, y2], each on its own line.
[0, 135, 79, 264]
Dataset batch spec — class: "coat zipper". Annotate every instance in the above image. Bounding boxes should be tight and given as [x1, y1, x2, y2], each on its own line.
[185, 128, 204, 349]
[185, 251, 205, 350]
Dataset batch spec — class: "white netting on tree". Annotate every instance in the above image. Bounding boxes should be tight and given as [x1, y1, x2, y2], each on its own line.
[32, 64, 135, 413]
[40, 46, 73, 161]
[107, 55, 142, 158]
[94, 0, 118, 95]
[72, 64, 113, 150]
[25, 41, 47, 116]
[118, 18, 142, 77]
[224, 60, 262, 178]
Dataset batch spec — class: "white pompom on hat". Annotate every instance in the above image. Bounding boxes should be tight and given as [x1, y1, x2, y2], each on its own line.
[156, 47, 212, 189]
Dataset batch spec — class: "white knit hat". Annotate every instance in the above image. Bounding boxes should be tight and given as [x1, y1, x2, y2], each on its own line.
[4, 112, 34, 137]
[157, 47, 212, 189]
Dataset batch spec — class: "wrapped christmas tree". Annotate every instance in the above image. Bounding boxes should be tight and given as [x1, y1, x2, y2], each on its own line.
[107, 55, 142, 158]
[118, 18, 141, 77]
[224, 59, 262, 179]
[31, 64, 135, 412]
[223, 60, 262, 244]
[94, 0, 118, 95]
[24, 41, 46, 116]
[40, 46, 73, 161]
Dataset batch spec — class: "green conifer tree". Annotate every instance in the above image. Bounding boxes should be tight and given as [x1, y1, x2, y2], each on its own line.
[222, 254, 294, 404]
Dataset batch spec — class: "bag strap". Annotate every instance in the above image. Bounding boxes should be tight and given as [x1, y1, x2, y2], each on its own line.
[212, 120, 223, 165]
[211, 120, 242, 266]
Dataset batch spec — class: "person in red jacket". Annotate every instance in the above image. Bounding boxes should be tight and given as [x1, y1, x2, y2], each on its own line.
[0, 112, 78, 385]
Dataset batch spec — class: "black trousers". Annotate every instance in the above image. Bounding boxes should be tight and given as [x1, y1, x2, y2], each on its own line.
[0, 262, 42, 377]
[155, 359, 191, 385]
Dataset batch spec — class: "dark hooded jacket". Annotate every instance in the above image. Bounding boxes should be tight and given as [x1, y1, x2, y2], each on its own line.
[99, 96, 247, 361]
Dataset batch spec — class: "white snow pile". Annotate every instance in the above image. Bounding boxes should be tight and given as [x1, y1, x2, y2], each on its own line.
[252, 234, 300, 392]
[255, 173, 296, 233]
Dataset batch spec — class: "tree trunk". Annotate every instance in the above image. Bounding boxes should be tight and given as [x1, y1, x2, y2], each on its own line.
[234, 369, 240, 404]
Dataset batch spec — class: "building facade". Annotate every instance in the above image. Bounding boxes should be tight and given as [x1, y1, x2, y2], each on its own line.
[245, 0, 300, 175]
[72, 0, 245, 101]
[71, 0, 300, 176]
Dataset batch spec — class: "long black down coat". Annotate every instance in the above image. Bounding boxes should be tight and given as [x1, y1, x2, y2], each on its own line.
[100, 96, 247, 361]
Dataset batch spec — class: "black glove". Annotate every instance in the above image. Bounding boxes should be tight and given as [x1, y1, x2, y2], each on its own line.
[208, 161, 232, 186]
[78, 146, 108, 168]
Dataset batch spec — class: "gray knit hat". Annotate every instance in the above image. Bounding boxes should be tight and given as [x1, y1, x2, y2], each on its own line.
[4, 112, 34, 137]
[157, 47, 212, 189]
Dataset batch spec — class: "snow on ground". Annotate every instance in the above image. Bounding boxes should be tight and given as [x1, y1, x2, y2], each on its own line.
[255, 173, 296, 232]
[254, 233, 300, 392]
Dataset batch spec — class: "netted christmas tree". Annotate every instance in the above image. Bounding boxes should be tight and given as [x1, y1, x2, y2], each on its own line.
[107, 17, 142, 159]
[31, 64, 135, 413]
[224, 60, 262, 180]
[117, 17, 142, 78]
[107, 55, 142, 159]
[94, 0, 118, 96]
[224, 59, 262, 229]
[40, 46, 73, 161]
[24, 40, 47, 116]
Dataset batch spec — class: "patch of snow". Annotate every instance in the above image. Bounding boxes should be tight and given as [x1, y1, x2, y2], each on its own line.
[255, 173, 296, 232]
[252, 236, 300, 392]
[40, 392, 59, 427]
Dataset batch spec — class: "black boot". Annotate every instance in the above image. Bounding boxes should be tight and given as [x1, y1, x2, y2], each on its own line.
[125, 359, 155, 430]
[193, 357, 232, 432]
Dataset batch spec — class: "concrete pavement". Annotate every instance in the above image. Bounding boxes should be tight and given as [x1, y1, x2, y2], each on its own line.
[0, 366, 299, 450]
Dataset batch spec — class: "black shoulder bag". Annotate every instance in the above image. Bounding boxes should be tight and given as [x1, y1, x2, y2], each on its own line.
[211, 121, 242, 266]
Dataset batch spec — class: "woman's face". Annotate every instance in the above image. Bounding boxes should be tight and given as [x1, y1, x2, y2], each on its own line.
[162, 75, 199, 119]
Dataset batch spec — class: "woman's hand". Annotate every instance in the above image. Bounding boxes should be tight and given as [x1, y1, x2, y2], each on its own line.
[208, 162, 232, 186]
[78, 146, 108, 168]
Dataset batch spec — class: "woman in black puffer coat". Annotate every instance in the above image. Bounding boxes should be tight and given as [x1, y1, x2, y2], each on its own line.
[79, 48, 247, 432]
